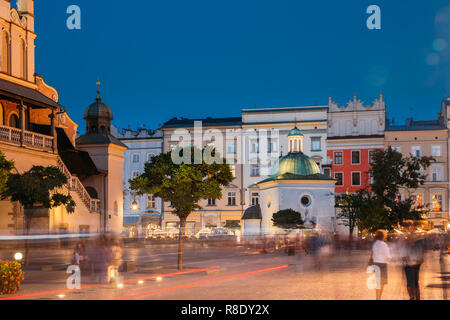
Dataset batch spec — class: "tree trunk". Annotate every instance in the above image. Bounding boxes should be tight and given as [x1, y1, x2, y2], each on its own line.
[177, 217, 187, 271]
[23, 210, 32, 266]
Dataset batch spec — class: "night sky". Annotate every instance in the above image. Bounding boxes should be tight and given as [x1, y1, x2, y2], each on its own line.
[32, 0, 450, 133]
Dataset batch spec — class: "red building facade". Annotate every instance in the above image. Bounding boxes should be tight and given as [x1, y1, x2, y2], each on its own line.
[325, 94, 386, 194]
[327, 144, 382, 193]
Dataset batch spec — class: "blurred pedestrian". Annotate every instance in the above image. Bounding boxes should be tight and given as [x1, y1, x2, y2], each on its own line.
[371, 230, 391, 300]
[401, 233, 425, 300]
[108, 237, 123, 283]
[71, 241, 87, 268]
[90, 235, 111, 284]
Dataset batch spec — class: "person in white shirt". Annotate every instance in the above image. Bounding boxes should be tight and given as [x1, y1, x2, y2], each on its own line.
[371, 230, 391, 300]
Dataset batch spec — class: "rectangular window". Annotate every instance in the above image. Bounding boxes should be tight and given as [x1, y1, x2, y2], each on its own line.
[334, 172, 343, 186]
[132, 154, 140, 163]
[369, 150, 376, 164]
[132, 171, 140, 178]
[323, 168, 331, 177]
[147, 153, 155, 162]
[412, 195, 423, 210]
[227, 192, 237, 206]
[368, 172, 374, 185]
[251, 192, 260, 206]
[268, 139, 278, 153]
[230, 165, 236, 178]
[251, 140, 259, 153]
[207, 198, 216, 206]
[311, 137, 321, 151]
[351, 151, 360, 164]
[250, 164, 260, 177]
[334, 152, 343, 165]
[227, 141, 236, 154]
[351, 172, 361, 186]
[432, 145, 442, 157]
[166, 222, 177, 229]
[432, 194, 443, 212]
[147, 195, 156, 209]
[431, 167, 441, 182]
[411, 146, 421, 158]
[391, 146, 401, 153]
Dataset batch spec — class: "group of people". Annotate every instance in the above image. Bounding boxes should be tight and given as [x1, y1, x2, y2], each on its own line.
[370, 229, 432, 300]
[71, 235, 123, 284]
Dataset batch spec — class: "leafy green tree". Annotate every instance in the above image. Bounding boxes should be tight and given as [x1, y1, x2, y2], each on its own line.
[335, 191, 365, 239]
[271, 209, 304, 230]
[0, 150, 14, 195]
[2, 166, 76, 265]
[130, 146, 233, 270]
[359, 147, 433, 232]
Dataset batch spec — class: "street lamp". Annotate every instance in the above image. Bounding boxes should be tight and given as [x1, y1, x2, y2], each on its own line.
[14, 252, 23, 261]
[131, 200, 138, 213]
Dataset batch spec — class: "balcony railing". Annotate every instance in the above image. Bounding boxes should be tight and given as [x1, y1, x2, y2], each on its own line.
[57, 157, 100, 213]
[0, 124, 54, 152]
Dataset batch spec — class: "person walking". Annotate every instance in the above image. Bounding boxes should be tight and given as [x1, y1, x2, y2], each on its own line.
[371, 230, 391, 300]
[401, 233, 425, 300]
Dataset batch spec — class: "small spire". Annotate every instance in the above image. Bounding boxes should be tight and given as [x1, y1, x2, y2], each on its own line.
[329, 94, 332, 104]
[354, 92, 357, 101]
[96, 79, 102, 102]
[380, 90, 383, 102]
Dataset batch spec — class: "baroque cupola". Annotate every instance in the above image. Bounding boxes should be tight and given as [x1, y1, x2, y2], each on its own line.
[84, 81, 113, 134]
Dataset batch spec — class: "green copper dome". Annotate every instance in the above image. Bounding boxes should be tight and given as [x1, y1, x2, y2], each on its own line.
[288, 127, 304, 137]
[270, 152, 320, 177]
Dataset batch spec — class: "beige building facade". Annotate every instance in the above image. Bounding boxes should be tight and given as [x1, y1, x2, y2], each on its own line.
[385, 116, 450, 229]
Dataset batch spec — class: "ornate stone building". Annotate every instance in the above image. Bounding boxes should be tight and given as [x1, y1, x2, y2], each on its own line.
[0, 1, 125, 235]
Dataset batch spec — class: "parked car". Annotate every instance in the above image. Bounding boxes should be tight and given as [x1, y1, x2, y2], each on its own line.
[195, 228, 213, 239]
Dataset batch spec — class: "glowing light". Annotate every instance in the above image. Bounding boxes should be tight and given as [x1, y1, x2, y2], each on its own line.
[156, 277, 163, 281]
[117, 283, 124, 289]
[57, 294, 65, 298]
[138, 280, 144, 284]
[14, 252, 23, 261]
[131, 200, 138, 212]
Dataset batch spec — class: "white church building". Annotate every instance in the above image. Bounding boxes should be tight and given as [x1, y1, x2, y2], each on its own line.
[242, 127, 336, 235]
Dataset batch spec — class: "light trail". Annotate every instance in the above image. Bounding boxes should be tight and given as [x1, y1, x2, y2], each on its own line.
[114, 264, 289, 300]
[0, 266, 220, 300]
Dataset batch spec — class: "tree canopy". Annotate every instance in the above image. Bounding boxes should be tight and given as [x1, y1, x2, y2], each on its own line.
[339, 147, 434, 233]
[2, 165, 75, 212]
[0, 151, 14, 196]
[271, 209, 304, 230]
[130, 146, 234, 220]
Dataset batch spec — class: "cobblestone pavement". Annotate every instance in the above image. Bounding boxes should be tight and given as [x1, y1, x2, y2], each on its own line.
[1, 245, 448, 300]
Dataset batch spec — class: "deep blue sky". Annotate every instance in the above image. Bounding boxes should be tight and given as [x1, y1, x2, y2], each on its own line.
[32, 0, 450, 133]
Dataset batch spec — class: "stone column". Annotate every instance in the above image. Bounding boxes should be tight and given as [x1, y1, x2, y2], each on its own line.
[18, 101, 26, 146]
[49, 109, 58, 153]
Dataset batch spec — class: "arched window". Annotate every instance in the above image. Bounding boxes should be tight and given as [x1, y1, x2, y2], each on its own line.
[9, 113, 19, 128]
[1, 32, 9, 74]
[19, 39, 26, 79]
